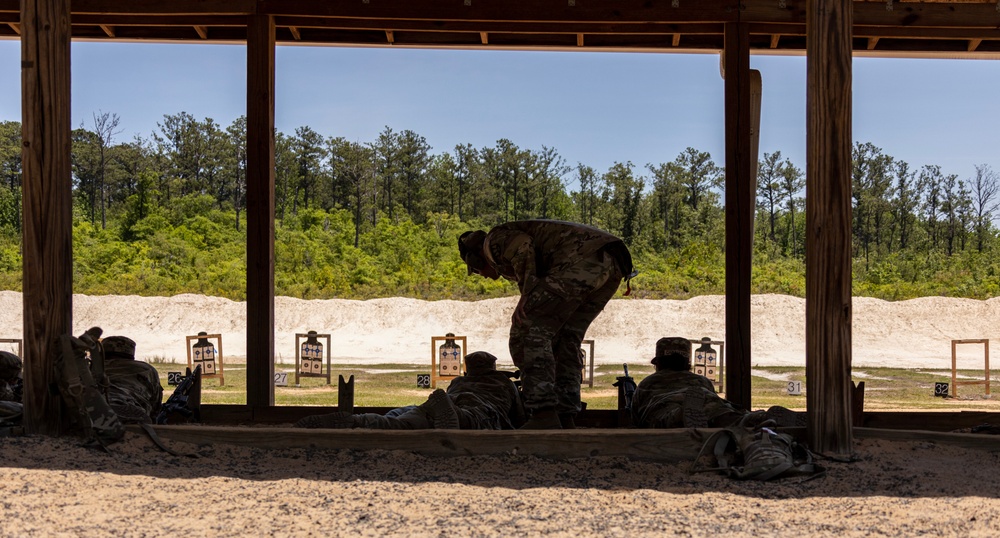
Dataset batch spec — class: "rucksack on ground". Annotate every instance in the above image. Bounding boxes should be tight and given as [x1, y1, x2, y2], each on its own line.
[691, 423, 824, 481]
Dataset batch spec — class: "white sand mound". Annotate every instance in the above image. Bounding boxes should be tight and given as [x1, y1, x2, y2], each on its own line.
[0, 291, 997, 368]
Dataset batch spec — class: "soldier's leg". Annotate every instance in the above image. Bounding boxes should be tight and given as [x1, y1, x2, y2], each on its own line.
[551, 257, 621, 422]
[509, 285, 581, 427]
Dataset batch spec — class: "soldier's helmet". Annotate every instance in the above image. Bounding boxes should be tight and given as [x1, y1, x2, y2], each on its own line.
[651, 337, 691, 370]
[0, 351, 21, 379]
[464, 351, 498, 375]
[102, 336, 136, 360]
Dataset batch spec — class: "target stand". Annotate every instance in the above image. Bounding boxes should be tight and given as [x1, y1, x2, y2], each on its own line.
[951, 339, 990, 398]
[186, 333, 225, 386]
[295, 332, 332, 386]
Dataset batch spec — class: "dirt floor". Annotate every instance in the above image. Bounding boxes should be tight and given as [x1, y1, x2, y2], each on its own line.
[2, 431, 1000, 537]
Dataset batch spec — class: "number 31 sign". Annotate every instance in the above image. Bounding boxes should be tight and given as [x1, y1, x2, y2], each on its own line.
[787, 380, 803, 396]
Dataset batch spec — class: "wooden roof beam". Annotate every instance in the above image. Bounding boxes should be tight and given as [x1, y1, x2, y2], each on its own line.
[968, 38, 982, 51]
[770, 33, 780, 48]
[194, 25, 208, 39]
[867, 37, 878, 50]
[385, 29, 394, 44]
[673, 33, 681, 46]
[577, 32, 584, 46]
[288, 26, 301, 40]
[745, 0, 1000, 29]
[259, 0, 740, 23]
[99, 24, 115, 38]
[273, 16, 719, 35]
[480, 31, 488, 44]
[6, 22, 17, 35]
[69, 0, 256, 16]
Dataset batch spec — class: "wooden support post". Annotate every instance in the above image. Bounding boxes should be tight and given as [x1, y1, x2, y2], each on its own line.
[723, 22, 753, 411]
[20, 0, 73, 436]
[246, 13, 276, 407]
[806, 0, 854, 457]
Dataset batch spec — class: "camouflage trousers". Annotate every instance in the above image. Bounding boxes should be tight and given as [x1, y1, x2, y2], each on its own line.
[509, 251, 622, 414]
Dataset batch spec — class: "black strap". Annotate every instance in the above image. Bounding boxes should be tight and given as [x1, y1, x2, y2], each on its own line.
[140, 423, 201, 458]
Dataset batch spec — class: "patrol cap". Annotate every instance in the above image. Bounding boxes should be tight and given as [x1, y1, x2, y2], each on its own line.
[102, 336, 136, 360]
[651, 337, 691, 365]
[464, 350, 498, 374]
[0, 350, 21, 379]
[458, 230, 488, 276]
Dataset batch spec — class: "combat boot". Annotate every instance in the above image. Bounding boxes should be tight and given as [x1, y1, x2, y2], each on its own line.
[419, 389, 460, 429]
[521, 408, 562, 429]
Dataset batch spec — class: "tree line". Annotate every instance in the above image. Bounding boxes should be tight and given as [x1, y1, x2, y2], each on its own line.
[0, 114, 998, 300]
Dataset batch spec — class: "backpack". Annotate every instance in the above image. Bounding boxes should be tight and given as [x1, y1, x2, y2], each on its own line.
[692, 424, 824, 481]
[54, 329, 125, 447]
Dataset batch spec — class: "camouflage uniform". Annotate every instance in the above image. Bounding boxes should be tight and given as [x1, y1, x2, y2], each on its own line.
[0, 351, 22, 403]
[482, 220, 633, 415]
[631, 369, 743, 428]
[297, 351, 524, 430]
[102, 336, 163, 423]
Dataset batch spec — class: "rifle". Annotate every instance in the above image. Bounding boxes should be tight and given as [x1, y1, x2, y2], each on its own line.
[156, 365, 202, 424]
[613, 363, 637, 412]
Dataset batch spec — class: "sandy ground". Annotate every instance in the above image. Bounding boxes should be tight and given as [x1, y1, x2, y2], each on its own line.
[2, 431, 1000, 537]
[1, 291, 998, 369]
[3, 292, 1000, 535]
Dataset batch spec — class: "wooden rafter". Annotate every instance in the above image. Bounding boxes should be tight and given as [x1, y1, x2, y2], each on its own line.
[480, 31, 488, 44]
[672, 33, 681, 46]
[99, 24, 115, 38]
[194, 25, 208, 39]
[968, 37, 982, 51]
[770, 34, 780, 48]
[867, 37, 879, 50]
[576, 33, 583, 46]
[6, 21, 17, 35]
[385, 29, 394, 44]
[288, 25, 301, 40]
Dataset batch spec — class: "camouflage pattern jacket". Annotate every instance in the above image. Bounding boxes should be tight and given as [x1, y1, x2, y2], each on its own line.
[483, 220, 634, 298]
[105, 358, 163, 420]
[631, 369, 739, 428]
[446, 369, 526, 430]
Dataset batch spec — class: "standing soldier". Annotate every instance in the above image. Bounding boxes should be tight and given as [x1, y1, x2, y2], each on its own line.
[459, 220, 635, 429]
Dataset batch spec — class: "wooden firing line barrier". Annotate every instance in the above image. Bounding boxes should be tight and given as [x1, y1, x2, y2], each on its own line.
[186, 333, 225, 386]
[294, 332, 332, 386]
[951, 339, 990, 398]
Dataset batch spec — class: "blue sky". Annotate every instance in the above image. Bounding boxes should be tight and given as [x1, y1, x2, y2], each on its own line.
[2, 39, 999, 191]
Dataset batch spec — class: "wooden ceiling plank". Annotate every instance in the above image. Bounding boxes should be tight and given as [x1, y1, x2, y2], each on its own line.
[273, 16, 719, 35]
[99, 24, 115, 37]
[259, 0, 740, 23]
[70, 0, 256, 16]
[743, 0, 1000, 28]
[72, 14, 245, 26]
[194, 25, 208, 39]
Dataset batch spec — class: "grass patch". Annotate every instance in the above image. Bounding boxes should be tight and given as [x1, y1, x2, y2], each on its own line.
[149, 360, 1000, 412]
